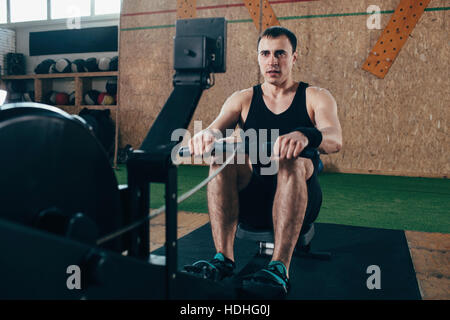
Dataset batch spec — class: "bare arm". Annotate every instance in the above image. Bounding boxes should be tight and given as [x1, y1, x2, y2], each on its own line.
[309, 87, 342, 154]
[189, 90, 245, 155]
[206, 90, 244, 135]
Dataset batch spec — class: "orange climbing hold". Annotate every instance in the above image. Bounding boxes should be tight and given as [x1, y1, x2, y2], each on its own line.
[362, 0, 431, 79]
[243, 0, 280, 31]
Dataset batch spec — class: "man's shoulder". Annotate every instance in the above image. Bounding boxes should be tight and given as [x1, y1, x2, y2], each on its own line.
[306, 86, 334, 100]
[227, 87, 254, 103]
[305, 85, 337, 109]
[236, 86, 255, 97]
[306, 85, 329, 95]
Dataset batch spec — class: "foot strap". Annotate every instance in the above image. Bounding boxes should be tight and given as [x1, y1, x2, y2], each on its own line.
[183, 253, 235, 281]
[242, 261, 290, 298]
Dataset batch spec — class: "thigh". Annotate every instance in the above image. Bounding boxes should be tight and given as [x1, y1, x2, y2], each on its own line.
[211, 152, 254, 192]
[238, 170, 277, 229]
[238, 161, 323, 231]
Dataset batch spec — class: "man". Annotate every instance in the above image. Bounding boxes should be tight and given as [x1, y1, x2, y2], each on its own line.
[184, 26, 342, 297]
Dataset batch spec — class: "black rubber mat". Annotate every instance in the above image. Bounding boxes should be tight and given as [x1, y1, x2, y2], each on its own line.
[153, 222, 421, 300]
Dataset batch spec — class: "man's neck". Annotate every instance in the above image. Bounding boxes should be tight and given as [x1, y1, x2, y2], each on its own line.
[262, 79, 297, 97]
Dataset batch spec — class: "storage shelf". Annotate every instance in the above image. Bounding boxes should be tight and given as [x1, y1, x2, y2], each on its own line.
[54, 105, 117, 108]
[1, 71, 118, 80]
[0, 71, 120, 167]
[80, 105, 118, 108]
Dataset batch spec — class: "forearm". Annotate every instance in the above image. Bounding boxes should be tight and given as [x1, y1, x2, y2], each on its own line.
[205, 126, 223, 136]
[205, 112, 240, 138]
[317, 126, 342, 154]
[204, 126, 237, 141]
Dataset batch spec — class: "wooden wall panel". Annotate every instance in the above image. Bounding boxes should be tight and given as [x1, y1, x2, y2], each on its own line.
[119, 0, 449, 177]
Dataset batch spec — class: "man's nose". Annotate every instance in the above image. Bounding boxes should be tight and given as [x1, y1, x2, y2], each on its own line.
[269, 54, 278, 65]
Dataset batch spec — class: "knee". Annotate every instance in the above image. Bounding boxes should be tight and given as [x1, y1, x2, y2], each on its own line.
[209, 153, 248, 176]
[278, 157, 314, 181]
[209, 154, 252, 189]
[209, 158, 236, 177]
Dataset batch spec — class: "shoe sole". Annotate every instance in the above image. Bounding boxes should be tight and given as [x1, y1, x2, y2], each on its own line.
[241, 279, 288, 299]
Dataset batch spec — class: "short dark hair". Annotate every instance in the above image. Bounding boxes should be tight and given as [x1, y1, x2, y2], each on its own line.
[257, 26, 297, 53]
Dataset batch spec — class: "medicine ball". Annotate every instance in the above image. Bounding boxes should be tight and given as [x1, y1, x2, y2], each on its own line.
[5, 53, 26, 75]
[54, 58, 72, 73]
[105, 79, 117, 95]
[23, 91, 35, 102]
[97, 92, 115, 105]
[44, 91, 57, 105]
[110, 55, 118, 71]
[84, 90, 100, 105]
[55, 92, 69, 105]
[71, 59, 86, 73]
[85, 58, 99, 72]
[98, 57, 111, 71]
[35, 59, 55, 74]
[69, 91, 75, 105]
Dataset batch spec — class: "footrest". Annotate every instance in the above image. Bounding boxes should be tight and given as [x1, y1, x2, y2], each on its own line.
[236, 223, 315, 246]
[236, 224, 274, 242]
[294, 248, 331, 261]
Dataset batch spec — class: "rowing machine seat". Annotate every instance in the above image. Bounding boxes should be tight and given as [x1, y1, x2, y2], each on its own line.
[236, 222, 331, 260]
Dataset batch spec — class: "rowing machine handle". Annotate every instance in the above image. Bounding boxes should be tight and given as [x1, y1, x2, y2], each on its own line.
[178, 141, 319, 159]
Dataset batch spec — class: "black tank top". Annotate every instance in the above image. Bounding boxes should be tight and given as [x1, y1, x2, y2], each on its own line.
[241, 82, 319, 173]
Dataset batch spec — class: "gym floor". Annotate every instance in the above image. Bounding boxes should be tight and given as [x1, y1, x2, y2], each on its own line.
[114, 164, 450, 300]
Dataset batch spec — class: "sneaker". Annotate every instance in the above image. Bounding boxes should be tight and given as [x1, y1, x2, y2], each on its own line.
[183, 253, 235, 281]
[242, 260, 290, 299]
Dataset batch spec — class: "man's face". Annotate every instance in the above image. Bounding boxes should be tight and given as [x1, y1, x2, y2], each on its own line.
[257, 35, 297, 85]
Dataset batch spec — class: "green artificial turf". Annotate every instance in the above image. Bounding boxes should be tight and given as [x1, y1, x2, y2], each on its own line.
[114, 164, 450, 233]
[316, 173, 449, 233]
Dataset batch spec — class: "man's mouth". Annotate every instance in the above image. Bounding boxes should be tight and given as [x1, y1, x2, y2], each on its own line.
[267, 70, 280, 75]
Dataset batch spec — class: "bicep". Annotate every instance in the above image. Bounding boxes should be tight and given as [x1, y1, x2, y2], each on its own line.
[208, 92, 243, 134]
[314, 89, 341, 133]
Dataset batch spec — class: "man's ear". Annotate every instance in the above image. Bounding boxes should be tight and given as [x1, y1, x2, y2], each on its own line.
[292, 51, 298, 63]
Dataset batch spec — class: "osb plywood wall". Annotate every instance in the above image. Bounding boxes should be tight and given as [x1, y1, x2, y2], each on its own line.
[119, 0, 449, 178]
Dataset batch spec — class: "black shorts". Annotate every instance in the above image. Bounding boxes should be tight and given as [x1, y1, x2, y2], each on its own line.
[238, 162, 322, 232]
